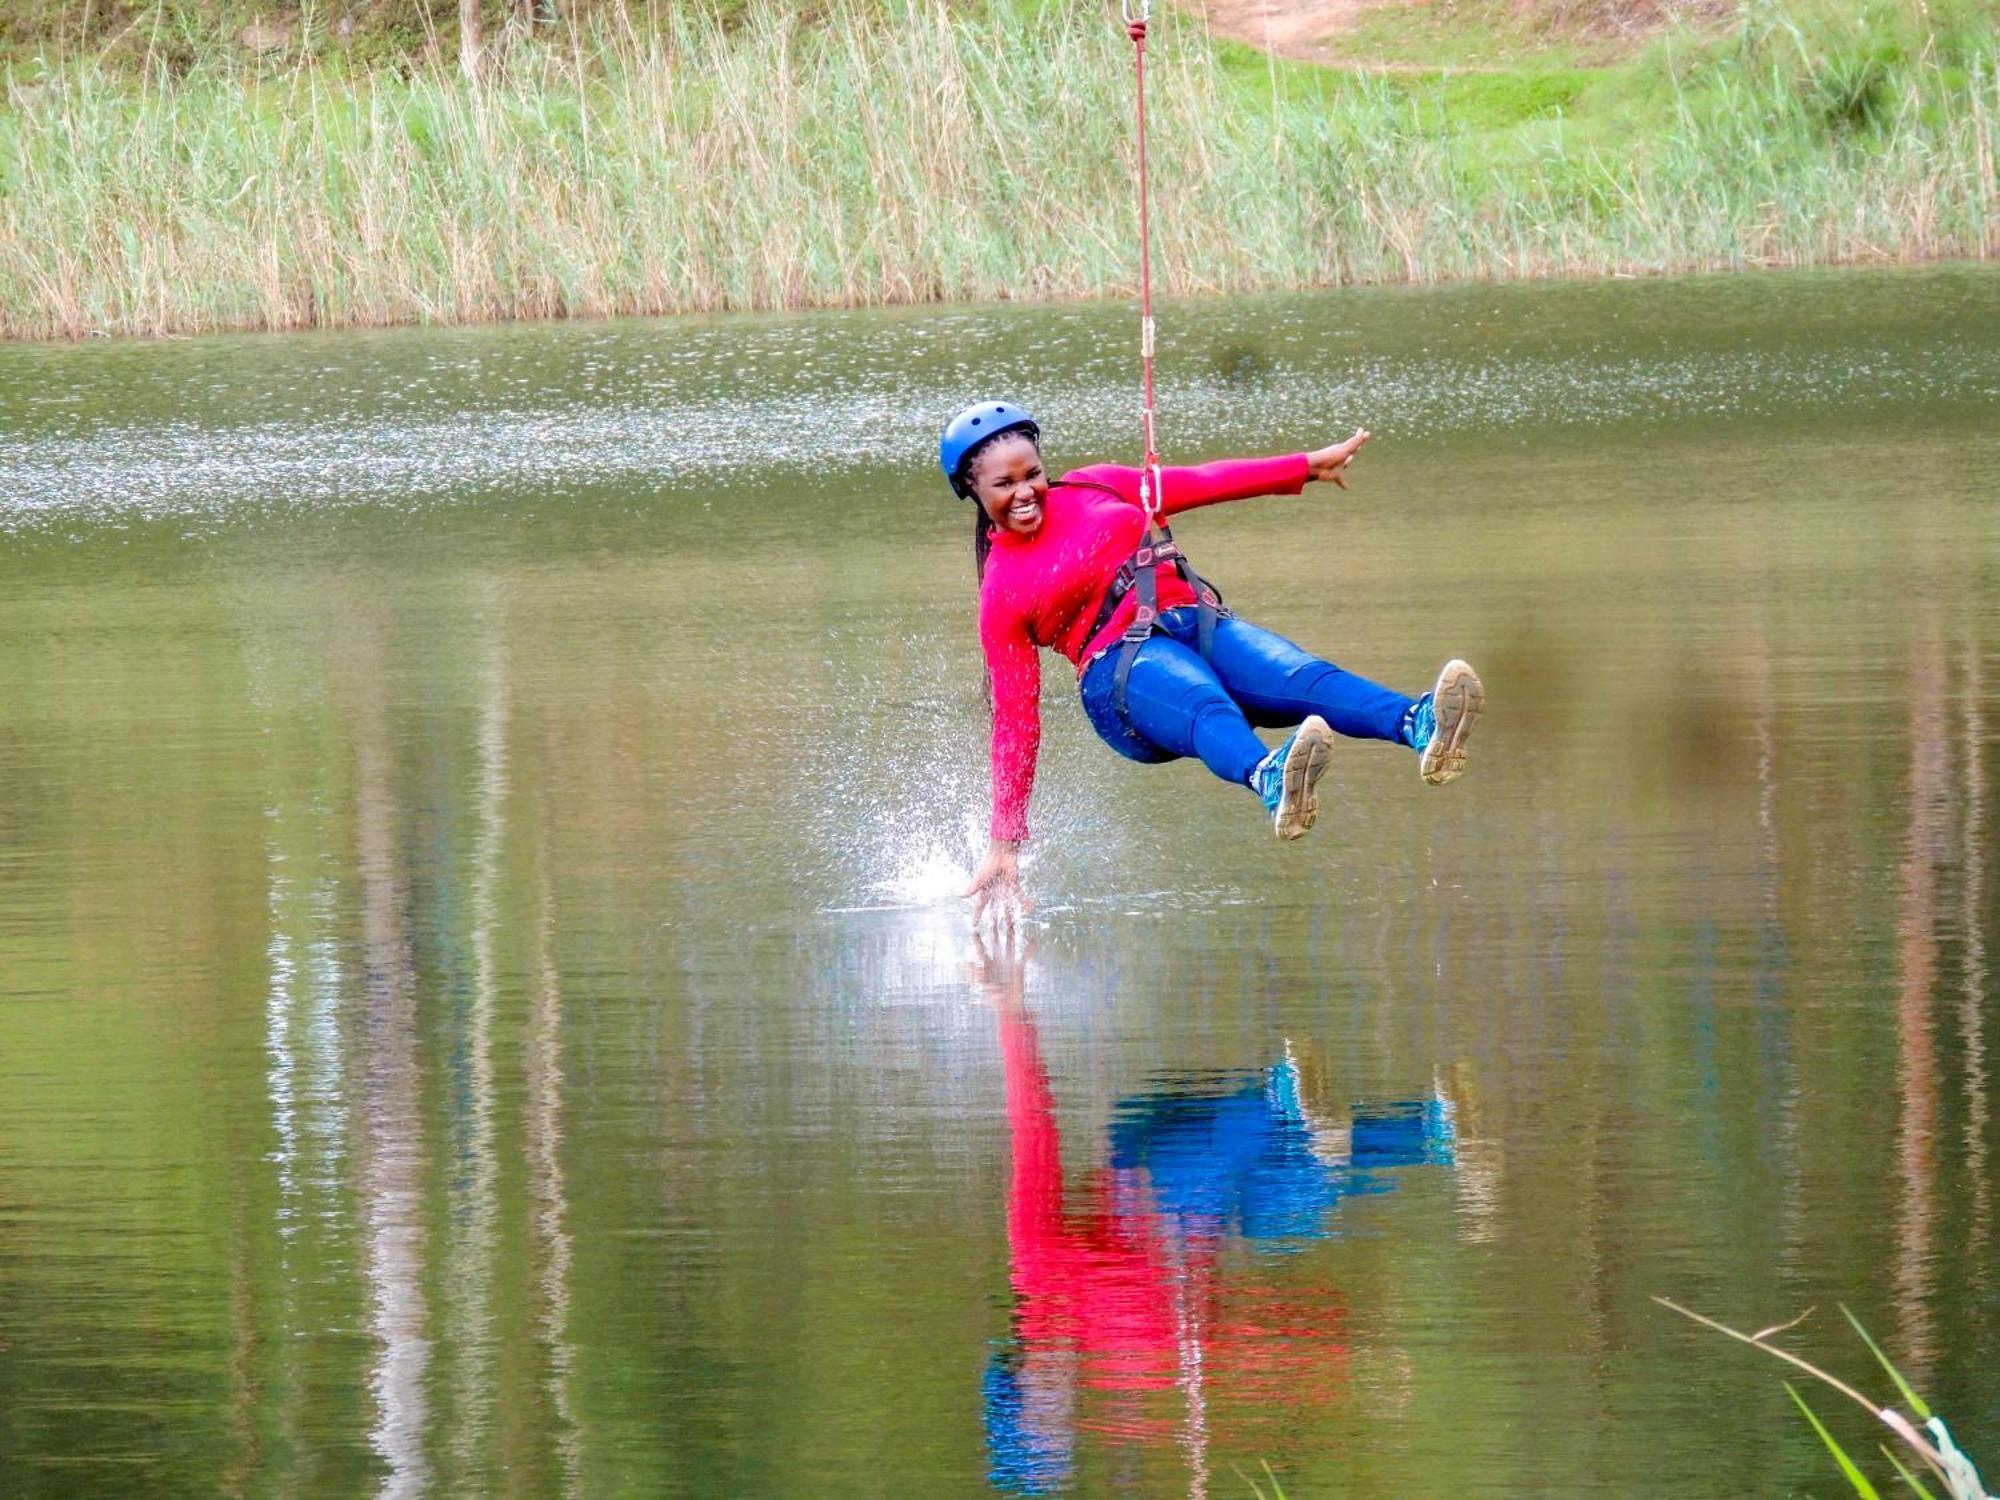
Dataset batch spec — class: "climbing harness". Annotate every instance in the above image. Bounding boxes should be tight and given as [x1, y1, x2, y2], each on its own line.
[1096, 0, 1229, 726]
[1078, 479, 1228, 700]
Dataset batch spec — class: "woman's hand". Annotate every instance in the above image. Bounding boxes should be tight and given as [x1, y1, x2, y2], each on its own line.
[1305, 428, 1371, 489]
[963, 839, 1031, 928]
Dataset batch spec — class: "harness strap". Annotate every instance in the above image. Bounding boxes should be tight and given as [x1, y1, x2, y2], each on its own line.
[1110, 532, 1161, 716]
[1054, 480, 1231, 735]
[1088, 534, 1228, 641]
[1094, 516, 1231, 732]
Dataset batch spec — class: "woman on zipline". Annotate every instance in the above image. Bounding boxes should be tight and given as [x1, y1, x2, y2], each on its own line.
[946, 400, 1483, 920]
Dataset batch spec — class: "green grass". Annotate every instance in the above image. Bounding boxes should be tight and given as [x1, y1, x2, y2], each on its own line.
[0, 0, 1993, 339]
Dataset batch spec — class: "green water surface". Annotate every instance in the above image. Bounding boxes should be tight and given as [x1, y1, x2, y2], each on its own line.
[2, 268, 1998, 1498]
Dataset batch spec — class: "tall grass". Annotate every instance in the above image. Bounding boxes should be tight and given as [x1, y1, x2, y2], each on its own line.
[0, 1, 1993, 339]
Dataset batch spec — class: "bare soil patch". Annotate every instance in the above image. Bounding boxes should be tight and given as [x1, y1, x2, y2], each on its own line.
[1183, 0, 1733, 65]
[1183, 0, 1394, 61]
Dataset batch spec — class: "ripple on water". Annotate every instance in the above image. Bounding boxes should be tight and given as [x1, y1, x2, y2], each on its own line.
[2, 271, 1996, 535]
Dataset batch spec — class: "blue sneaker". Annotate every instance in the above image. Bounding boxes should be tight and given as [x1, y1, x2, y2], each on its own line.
[1411, 659, 1483, 785]
[1250, 715, 1334, 841]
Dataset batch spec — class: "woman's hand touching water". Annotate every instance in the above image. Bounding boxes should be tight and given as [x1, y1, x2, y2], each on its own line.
[963, 839, 1031, 929]
[1305, 428, 1371, 488]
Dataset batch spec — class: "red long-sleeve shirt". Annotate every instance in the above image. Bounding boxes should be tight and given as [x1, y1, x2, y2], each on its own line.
[978, 453, 1311, 841]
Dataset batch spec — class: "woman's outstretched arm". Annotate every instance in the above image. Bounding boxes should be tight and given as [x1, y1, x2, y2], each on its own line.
[1062, 429, 1370, 518]
[965, 603, 1039, 923]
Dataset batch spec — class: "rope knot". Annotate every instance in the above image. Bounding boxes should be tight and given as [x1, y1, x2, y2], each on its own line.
[1127, 19, 1147, 42]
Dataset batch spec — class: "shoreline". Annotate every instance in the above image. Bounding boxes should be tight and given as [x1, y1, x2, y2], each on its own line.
[7, 249, 1997, 349]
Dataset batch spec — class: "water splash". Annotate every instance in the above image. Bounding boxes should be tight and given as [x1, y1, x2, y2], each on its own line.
[863, 842, 984, 909]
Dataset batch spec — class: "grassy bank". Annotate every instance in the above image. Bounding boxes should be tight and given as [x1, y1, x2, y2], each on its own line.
[0, 1, 1994, 339]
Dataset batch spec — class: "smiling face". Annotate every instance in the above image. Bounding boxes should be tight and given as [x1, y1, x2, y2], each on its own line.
[966, 432, 1049, 539]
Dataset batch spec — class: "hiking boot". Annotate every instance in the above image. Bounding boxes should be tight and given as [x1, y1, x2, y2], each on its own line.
[1408, 659, 1484, 786]
[1251, 715, 1335, 841]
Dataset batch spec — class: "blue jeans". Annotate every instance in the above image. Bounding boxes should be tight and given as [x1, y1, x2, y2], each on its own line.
[1080, 610, 1414, 787]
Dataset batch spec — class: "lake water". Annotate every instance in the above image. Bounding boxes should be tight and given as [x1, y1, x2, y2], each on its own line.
[1, 267, 1997, 1497]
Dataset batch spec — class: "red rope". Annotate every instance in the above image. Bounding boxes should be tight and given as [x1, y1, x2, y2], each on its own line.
[1127, 14, 1164, 518]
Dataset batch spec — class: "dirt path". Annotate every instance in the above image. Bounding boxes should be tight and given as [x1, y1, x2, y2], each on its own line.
[1181, 0, 1397, 62]
[1185, 0, 1723, 66]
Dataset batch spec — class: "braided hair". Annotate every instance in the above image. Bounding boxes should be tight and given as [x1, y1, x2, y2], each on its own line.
[973, 506, 994, 583]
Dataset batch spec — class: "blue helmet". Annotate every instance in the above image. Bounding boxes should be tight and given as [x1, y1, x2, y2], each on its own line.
[940, 401, 1039, 498]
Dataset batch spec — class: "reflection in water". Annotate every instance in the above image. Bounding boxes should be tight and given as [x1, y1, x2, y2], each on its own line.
[528, 789, 583, 1497]
[247, 575, 359, 1491]
[974, 947, 1452, 1496]
[262, 820, 352, 1486]
[223, 1177, 260, 1499]
[1739, 607, 1804, 1285]
[445, 623, 508, 1483]
[1894, 631, 1950, 1374]
[1959, 646, 1990, 1281]
[351, 621, 433, 1498]
[243, 591, 587, 1495]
